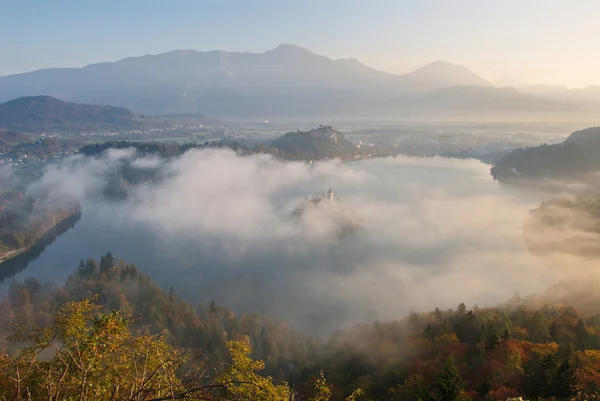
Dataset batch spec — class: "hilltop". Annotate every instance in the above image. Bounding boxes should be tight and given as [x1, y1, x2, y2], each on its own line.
[272, 125, 357, 160]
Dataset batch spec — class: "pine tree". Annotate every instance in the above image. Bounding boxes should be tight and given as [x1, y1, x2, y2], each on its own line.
[432, 355, 468, 401]
[100, 251, 114, 273]
[486, 332, 499, 350]
[575, 318, 589, 351]
[553, 359, 576, 399]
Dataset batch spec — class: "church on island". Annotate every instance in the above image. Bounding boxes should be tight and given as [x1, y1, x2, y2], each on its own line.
[307, 187, 335, 204]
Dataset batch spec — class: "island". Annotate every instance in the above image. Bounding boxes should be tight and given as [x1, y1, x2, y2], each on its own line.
[290, 187, 363, 238]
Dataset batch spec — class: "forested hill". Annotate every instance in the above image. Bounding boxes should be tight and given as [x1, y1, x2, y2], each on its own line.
[6, 255, 600, 399]
[0, 96, 145, 133]
[490, 126, 600, 182]
[79, 126, 364, 161]
[0, 96, 219, 134]
[0, 253, 305, 369]
[271, 126, 358, 160]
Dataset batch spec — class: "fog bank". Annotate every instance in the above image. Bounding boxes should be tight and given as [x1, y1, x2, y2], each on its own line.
[20, 149, 588, 334]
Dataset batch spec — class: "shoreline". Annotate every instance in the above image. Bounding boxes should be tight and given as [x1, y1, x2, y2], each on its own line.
[0, 247, 27, 264]
[0, 208, 82, 265]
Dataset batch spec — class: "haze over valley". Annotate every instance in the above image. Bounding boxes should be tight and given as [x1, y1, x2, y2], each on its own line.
[4, 2, 600, 400]
[1, 44, 598, 121]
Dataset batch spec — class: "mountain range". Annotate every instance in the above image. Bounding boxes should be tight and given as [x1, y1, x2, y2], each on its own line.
[0, 44, 591, 118]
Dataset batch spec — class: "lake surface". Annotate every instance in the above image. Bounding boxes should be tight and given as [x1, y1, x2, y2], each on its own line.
[0, 155, 553, 332]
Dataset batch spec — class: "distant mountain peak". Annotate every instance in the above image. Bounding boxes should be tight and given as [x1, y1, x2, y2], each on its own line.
[405, 60, 491, 88]
[495, 74, 526, 88]
[414, 60, 475, 73]
[425, 59, 458, 67]
[269, 43, 314, 55]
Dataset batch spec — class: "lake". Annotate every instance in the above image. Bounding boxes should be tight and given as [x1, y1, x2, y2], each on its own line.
[0, 155, 555, 333]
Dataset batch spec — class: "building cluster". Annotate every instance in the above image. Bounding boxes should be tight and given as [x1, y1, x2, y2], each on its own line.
[348, 130, 565, 160]
[38, 124, 209, 140]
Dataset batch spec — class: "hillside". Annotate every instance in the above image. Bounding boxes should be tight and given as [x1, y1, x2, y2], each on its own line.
[0, 96, 144, 133]
[0, 187, 81, 261]
[0, 45, 579, 118]
[0, 130, 29, 153]
[79, 126, 365, 162]
[272, 126, 358, 160]
[0, 96, 220, 134]
[490, 126, 600, 182]
[5, 256, 600, 399]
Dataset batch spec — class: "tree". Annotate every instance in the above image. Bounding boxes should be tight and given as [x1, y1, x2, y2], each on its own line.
[307, 370, 364, 401]
[576, 319, 589, 351]
[486, 332, 499, 350]
[100, 251, 114, 273]
[216, 341, 291, 401]
[431, 355, 468, 401]
[0, 298, 295, 401]
[391, 374, 429, 401]
[309, 371, 332, 401]
[525, 353, 558, 400]
[549, 321, 559, 342]
[553, 358, 576, 399]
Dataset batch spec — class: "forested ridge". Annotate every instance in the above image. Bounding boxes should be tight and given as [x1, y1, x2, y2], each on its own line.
[3, 255, 600, 399]
[490, 127, 600, 182]
[78, 126, 381, 163]
[0, 187, 81, 260]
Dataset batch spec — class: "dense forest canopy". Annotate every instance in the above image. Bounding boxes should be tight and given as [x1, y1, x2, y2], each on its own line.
[3, 255, 600, 399]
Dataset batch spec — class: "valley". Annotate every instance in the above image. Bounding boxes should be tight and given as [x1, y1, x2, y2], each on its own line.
[3, 7, 600, 398]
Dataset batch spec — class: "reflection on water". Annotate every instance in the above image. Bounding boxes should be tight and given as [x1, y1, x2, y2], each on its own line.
[0, 212, 82, 283]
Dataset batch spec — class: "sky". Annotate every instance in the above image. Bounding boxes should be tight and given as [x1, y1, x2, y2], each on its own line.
[1, 0, 599, 88]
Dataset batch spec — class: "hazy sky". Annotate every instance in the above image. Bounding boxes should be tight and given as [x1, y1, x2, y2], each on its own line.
[1, 0, 599, 88]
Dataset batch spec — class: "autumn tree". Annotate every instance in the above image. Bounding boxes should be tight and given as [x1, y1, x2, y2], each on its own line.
[0, 298, 296, 401]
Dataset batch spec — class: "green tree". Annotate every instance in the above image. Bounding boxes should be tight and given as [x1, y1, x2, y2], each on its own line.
[575, 319, 589, 351]
[431, 355, 468, 401]
[553, 359, 576, 399]
[100, 251, 114, 273]
[525, 353, 558, 400]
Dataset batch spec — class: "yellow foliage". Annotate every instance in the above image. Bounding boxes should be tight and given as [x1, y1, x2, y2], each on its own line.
[0, 299, 295, 401]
